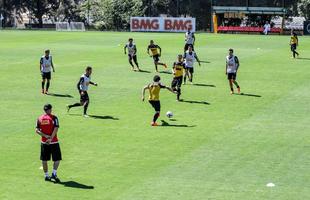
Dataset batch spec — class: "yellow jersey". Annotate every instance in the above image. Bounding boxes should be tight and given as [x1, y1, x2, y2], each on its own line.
[173, 61, 186, 77]
[290, 36, 298, 44]
[148, 82, 166, 101]
[148, 44, 160, 56]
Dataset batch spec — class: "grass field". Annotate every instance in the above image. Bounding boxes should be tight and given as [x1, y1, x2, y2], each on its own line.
[0, 30, 309, 200]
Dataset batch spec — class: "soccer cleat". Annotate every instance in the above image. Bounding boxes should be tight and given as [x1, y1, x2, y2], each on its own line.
[237, 87, 241, 94]
[83, 114, 89, 118]
[51, 173, 60, 183]
[163, 64, 168, 68]
[41, 89, 44, 94]
[45, 176, 51, 181]
[151, 122, 158, 126]
[66, 105, 70, 113]
[230, 91, 234, 95]
[45, 90, 48, 94]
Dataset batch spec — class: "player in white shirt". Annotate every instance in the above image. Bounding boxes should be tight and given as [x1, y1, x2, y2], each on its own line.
[124, 38, 140, 71]
[183, 46, 201, 84]
[40, 49, 55, 94]
[263, 21, 271, 35]
[184, 28, 195, 52]
[226, 49, 241, 94]
[67, 66, 98, 117]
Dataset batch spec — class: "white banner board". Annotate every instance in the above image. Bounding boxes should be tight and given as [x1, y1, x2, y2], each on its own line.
[130, 17, 196, 32]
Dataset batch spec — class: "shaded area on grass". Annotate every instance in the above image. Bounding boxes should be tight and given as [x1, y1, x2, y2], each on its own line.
[47, 93, 74, 98]
[159, 71, 172, 74]
[236, 93, 262, 98]
[179, 99, 210, 105]
[160, 120, 196, 128]
[297, 57, 310, 60]
[137, 69, 151, 73]
[57, 181, 94, 189]
[89, 115, 119, 120]
[193, 83, 216, 87]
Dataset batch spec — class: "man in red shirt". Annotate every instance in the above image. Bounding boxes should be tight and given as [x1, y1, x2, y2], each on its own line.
[36, 104, 61, 182]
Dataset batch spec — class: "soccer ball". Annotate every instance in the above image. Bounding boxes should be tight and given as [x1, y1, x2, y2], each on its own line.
[166, 111, 173, 118]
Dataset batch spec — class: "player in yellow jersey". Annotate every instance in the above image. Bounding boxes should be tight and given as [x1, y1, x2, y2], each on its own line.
[290, 31, 299, 58]
[142, 75, 175, 126]
[147, 40, 168, 72]
[171, 55, 186, 101]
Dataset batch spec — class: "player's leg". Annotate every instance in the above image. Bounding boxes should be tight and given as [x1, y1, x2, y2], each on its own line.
[149, 101, 160, 126]
[133, 55, 140, 70]
[176, 77, 182, 101]
[45, 72, 51, 94]
[189, 68, 194, 83]
[128, 55, 135, 70]
[184, 44, 188, 52]
[50, 143, 61, 182]
[41, 73, 46, 94]
[82, 92, 90, 116]
[41, 143, 51, 180]
[183, 68, 188, 84]
[67, 92, 84, 112]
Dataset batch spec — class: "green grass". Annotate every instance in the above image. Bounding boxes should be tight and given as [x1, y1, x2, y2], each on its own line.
[0, 30, 309, 200]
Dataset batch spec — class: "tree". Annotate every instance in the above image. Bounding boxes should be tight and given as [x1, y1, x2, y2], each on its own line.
[298, 0, 310, 19]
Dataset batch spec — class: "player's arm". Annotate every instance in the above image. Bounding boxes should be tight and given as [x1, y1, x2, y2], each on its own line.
[235, 56, 240, 70]
[35, 120, 51, 139]
[158, 45, 162, 56]
[124, 45, 127, 54]
[194, 54, 201, 66]
[296, 36, 299, 46]
[141, 85, 149, 101]
[47, 116, 59, 144]
[147, 46, 151, 56]
[89, 81, 98, 86]
[192, 33, 195, 45]
[51, 57, 55, 72]
[172, 62, 176, 74]
[39, 58, 43, 72]
[225, 60, 228, 75]
[134, 45, 137, 55]
[77, 77, 84, 94]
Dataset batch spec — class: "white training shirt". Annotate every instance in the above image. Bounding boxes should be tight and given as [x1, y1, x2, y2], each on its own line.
[79, 74, 91, 91]
[184, 51, 197, 68]
[226, 55, 238, 73]
[125, 43, 136, 56]
[185, 31, 195, 44]
[40, 55, 53, 73]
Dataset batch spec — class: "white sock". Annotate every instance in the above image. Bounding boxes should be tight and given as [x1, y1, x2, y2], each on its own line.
[52, 169, 57, 176]
[45, 172, 49, 177]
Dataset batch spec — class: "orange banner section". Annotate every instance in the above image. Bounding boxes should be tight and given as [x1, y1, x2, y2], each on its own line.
[213, 14, 218, 33]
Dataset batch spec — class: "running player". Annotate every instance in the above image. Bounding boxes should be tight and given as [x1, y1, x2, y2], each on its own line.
[67, 66, 98, 117]
[40, 49, 55, 94]
[183, 46, 201, 84]
[142, 75, 175, 126]
[290, 31, 299, 58]
[184, 28, 195, 52]
[36, 104, 61, 183]
[147, 40, 167, 72]
[226, 49, 241, 95]
[124, 38, 140, 71]
[172, 55, 186, 101]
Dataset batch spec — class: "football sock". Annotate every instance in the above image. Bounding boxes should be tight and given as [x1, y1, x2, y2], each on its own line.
[129, 61, 134, 67]
[52, 169, 57, 176]
[45, 172, 49, 177]
[46, 82, 50, 91]
[84, 102, 89, 115]
[233, 81, 239, 88]
[184, 76, 186, 83]
[231, 87, 234, 92]
[69, 103, 81, 108]
[41, 81, 45, 90]
[153, 113, 160, 122]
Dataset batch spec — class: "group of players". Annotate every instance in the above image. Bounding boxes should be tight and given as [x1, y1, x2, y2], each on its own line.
[36, 28, 300, 182]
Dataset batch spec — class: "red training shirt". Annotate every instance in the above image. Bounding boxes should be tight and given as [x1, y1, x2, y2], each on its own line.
[36, 114, 59, 144]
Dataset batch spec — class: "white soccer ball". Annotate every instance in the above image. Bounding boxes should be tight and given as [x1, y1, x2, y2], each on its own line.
[166, 111, 173, 118]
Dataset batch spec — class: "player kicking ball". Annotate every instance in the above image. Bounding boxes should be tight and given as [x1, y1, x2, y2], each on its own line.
[124, 38, 140, 71]
[40, 49, 55, 94]
[172, 55, 186, 101]
[290, 31, 299, 59]
[147, 40, 168, 72]
[67, 66, 98, 117]
[183, 46, 201, 84]
[142, 75, 176, 126]
[226, 49, 241, 95]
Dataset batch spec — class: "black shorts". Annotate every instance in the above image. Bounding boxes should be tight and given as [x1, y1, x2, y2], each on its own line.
[152, 55, 160, 62]
[128, 55, 137, 62]
[186, 67, 194, 74]
[184, 43, 194, 51]
[171, 76, 183, 88]
[227, 73, 237, 80]
[41, 72, 51, 80]
[291, 44, 297, 51]
[149, 100, 161, 112]
[80, 91, 89, 103]
[40, 143, 62, 161]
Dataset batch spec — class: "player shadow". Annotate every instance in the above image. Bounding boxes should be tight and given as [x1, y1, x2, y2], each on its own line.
[179, 99, 210, 105]
[297, 57, 310, 60]
[193, 83, 216, 87]
[89, 115, 119, 120]
[160, 120, 195, 128]
[47, 93, 74, 98]
[236, 93, 262, 98]
[200, 61, 211, 63]
[160, 71, 172, 74]
[57, 181, 94, 189]
[137, 69, 151, 73]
